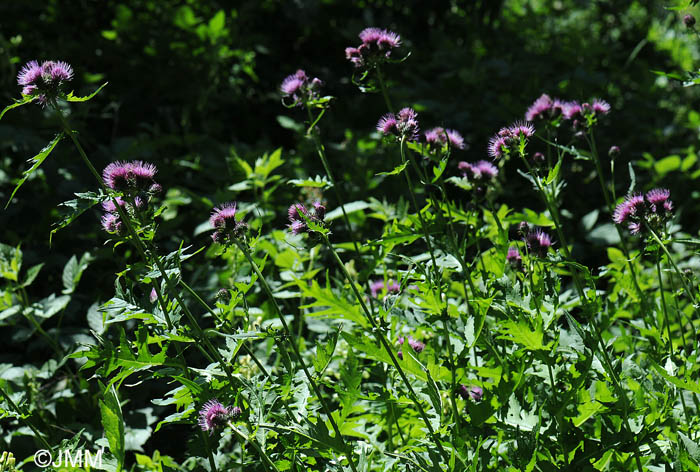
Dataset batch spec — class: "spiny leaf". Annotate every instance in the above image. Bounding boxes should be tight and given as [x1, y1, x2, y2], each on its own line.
[0, 96, 35, 121]
[50, 191, 105, 245]
[5, 132, 64, 208]
[65, 82, 108, 102]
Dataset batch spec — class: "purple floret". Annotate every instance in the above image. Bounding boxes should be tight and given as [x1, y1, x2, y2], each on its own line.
[198, 400, 231, 434]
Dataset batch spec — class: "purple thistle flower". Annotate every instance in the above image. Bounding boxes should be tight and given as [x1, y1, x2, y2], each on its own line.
[359, 27, 401, 51]
[376, 113, 398, 135]
[127, 161, 157, 188]
[469, 386, 483, 401]
[280, 71, 306, 97]
[101, 197, 126, 213]
[42, 61, 74, 83]
[608, 145, 621, 158]
[591, 98, 611, 115]
[627, 193, 646, 216]
[377, 108, 419, 142]
[289, 220, 307, 235]
[506, 246, 522, 268]
[628, 222, 642, 234]
[102, 161, 131, 190]
[288, 203, 310, 222]
[407, 336, 425, 353]
[613, 199, 633, 225]
[150, 287, 158, 303]
[198, 400, 231, 434]
[475, 161, 498, 180]
[210, 202, 247, 243]
[17, 60, 73, 102]
[424, 127, 465, 150]
[287, 201, 325, 235]
[646, 188, 673, 214]
[459, 160, 499, 180]
[280, 69, 322, 106]
[17, 60, 42, 86]
[524, 228, 552, 257]
[102, 160, 158, 191]
[457, 384, 483, 401]
[562, 101, 583, 120]
[525, 94, 554, 121]
[312, 201, 326, 220]
[487, 135, 508, 159]
[370, 279, 400, 298]
[345, 47, 364, 67]
[101, 213, 122, 234]
[509, 121, 535, 138]
[684, 14, 697, 28]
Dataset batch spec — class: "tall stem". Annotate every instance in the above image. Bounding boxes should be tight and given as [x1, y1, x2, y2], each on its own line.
[0, 383, 53, 451]
[233, 240, 360, 472]
[305, 106, 376, 316]
[320, 234, 450, 466]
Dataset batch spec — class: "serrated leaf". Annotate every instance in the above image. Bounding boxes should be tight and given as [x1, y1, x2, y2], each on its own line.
[0, 96, 35, 121]
[376, 162, 408, 176]
[65, 82, 108, 102]
[288, 175, 332, 189]
[497, 320, 547, 351]
[100, 383, 125, 471]
[50, 191, 105, 245]
[298, 279, 368, 327]
[6, 132, 64, 208]
[62, 252, 92, 294]
[650, 361, 700, 394]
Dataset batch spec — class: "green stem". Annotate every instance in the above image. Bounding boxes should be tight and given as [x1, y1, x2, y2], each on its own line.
[320, 234, 450, 466]
[586, 131, 651, 325]
[376, 67, 394, 113]
[0, 383, 53, 451]
[305, 105, 376, 317]
[228, 422, 279, 472]
[233, 240, 360, 472]
[647, 225, 698, 313]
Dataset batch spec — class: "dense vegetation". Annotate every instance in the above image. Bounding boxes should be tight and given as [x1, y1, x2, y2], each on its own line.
[2, 1, 700, 470]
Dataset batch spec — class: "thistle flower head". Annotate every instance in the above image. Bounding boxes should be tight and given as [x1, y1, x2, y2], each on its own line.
[562, 101, 583, 121]
[287, 201, 326, 235]
[506, 246, 522, 269]
[347, 27, 401, 69]
[525, 93, 559, 121]
[370, 279, 400, 298]
[101, 213, 123, 234]
[280, 69, 322, 106]
[198, 400, 231, 434]
[407, 336, 425, 353]
[509, 121, 535, 138]
[612, 190, 673, 236]
[608, 145, 621, 158]
[524, 228, 552, 257]
[16, 59, 73, 102]
[377, 108, 419, 142]
[684, 14, 696, 28]
[376, 113, 398, 135]
[458, 384, 483, 401]
[102, 160, 158, 191]
[17, 60, 42, 86]
[646, 188, 673, 214]
[591, 98, 611, 115]
[210, 202, 247, 243]
[459, 160, 499, 181]
[488, 135, 508, 159]
[424, 127, 465, 151]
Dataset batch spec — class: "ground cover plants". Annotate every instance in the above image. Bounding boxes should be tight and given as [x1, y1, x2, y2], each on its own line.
[1, 1, 700, 471]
